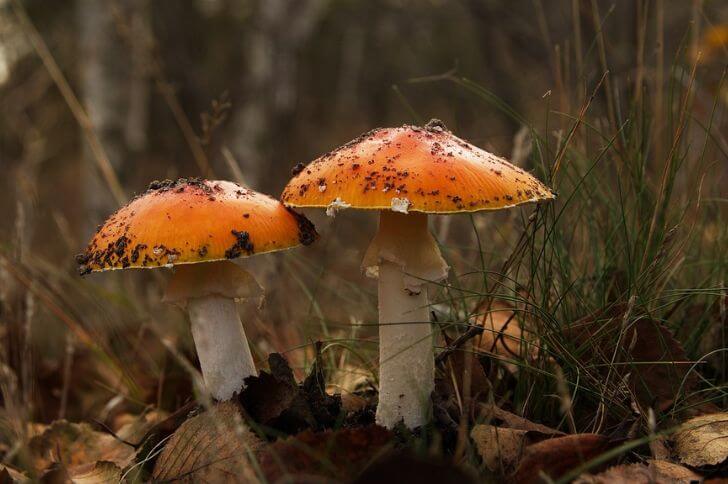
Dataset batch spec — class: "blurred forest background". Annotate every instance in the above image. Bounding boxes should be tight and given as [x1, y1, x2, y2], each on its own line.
[0, 0, 727, 437]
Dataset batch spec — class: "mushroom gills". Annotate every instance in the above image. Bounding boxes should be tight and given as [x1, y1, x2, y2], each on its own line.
[363, 211, 449, 428]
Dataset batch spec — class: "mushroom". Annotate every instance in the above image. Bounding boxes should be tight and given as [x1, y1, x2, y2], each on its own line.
[281, 120, 554, 428]
[77, 178, 317, 400]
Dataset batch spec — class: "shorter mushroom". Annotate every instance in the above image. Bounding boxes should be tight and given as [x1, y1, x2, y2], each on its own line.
[77, 178, 317, 400]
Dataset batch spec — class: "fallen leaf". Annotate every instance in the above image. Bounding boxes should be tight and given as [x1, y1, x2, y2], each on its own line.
[353, 451, 478, 484]
[28, 420, 134, 475]
[240, 353, 316, 432]
[341, 393, 369, 413]
[679, 296, 727, 386]
[239, 351, 341, 434]
[128, 401, 200, 478]
[0, 465, 28, 483]
[477, 404, 564, 436]
[259, 425, 393, 482]
[327, 363, 372, 395]
[471, 406, 564, 474]
[67, 461, 122, 483]
[627, 319, 698, 413]
[111, 409, 167, 442]
[575, 460, 701, 483]
[471, 299, 534, 373]
[152, 401, 263, 483]
[301, 342, 343, 428]
[672, 412, 728, 467]
[443, 344, 491, 404]
[512, 433, 612, 483]
[471, 425, 527, 473]
[566, 304, 698, 414]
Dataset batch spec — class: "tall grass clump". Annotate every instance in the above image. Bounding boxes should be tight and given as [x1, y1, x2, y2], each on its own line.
[425, 28, 727, 439]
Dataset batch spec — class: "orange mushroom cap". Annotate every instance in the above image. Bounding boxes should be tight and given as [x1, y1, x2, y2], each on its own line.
[77, 179, 317, 275]
[282, 120, 555, 214]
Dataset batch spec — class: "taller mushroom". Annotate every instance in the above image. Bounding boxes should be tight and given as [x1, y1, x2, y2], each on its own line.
[77, 179, 317, 400]
[282, 120, 554, 428]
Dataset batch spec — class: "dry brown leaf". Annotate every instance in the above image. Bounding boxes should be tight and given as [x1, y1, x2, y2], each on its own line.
[0, 465, 28, 483]
[111, 409, 167, 443]
[566, 304, 697, 413]
[575, 460, 701, 483]
[627, 319, 698, 413]
[239, 352, 341, 433]
[445, 341, 491, 403]
[649, 435, 671, 460]
[67, 461, 122, 483]
[672, 412, 728, 468]
[471, 425, 527, 473]
[478, 404, 564, 436]
[512, 433, 612, 483]
[152, 401, 263, 483]
[472, 300, 534, 373]
[353, 452, 478, 484]
[341, 393, 369, 413]
[327, 363, 372, 395]
[471, 406, 564, 475]
[259, 425, 393, 482]
[678, 296, 727, 374]
[28, 420, 134, 475]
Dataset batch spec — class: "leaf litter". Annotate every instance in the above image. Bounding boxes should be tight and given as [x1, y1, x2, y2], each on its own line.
[15, 305, 728, 483]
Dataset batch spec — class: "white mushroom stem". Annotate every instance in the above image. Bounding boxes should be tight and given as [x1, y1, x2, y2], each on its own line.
[363, 211, 449, 429]
[187, 296, 257, 400]
[377, 260, 434, 429]
[164, 261, 263, 401]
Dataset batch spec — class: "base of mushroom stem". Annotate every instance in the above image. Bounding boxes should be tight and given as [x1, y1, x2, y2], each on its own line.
[375, 260, 435, 429]
[188, 295, 257, 400]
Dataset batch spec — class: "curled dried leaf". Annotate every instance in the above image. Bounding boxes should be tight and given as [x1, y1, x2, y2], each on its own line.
[471, 406, 564, 475]
[672, 412, 728, 468]
[353, 452, 478, 484]
[68, 461, 122, 483]
[472, 299, 534, 373]
[152, 401, 262, 483]
[574, 460, 701, 484]
[471, 425, 527, 473]
[259, 425, 393, 482]
[512, 433, 612, 483]
[239, 351, 341, 434]
[477, 404, 564, 436]
[566, 304, 698, 414]
[28, 421, 134, 475]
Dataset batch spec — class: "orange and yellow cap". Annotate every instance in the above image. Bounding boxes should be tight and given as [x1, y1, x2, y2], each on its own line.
[282, 120, 554, 214]
[77, 179, 317, 274]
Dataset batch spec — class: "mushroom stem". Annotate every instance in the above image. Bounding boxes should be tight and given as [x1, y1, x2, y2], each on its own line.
[187, 295, 257, 400]
[376, 260, 434, 429]
[365, 211, 447, 429]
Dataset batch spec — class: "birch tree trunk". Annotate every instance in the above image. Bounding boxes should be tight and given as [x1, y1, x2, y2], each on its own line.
[229, 0, 327, 191]
[77, 0, 134, 235]
[228, 0, 327, 326]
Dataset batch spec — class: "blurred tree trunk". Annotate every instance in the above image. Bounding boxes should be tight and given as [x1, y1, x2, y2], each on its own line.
[229, 0, 327, 192]
[77, 0, 138, 235]
[228, 0, 327, 326]
[124, 0, 151, 154]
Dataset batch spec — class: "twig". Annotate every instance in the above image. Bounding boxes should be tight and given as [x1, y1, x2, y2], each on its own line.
[435, 324, 484, 365]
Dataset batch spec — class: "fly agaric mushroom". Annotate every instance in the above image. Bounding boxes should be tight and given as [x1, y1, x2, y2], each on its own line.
[282, 120, 554, 428]
[77, 178, 317, 400]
